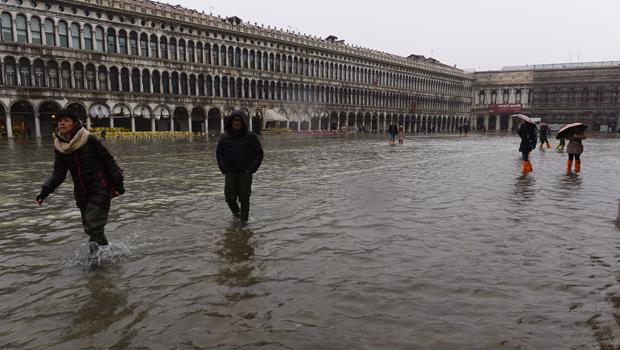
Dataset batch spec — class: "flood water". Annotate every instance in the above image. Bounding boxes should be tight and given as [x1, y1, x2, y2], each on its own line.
[2, 133, 620, 349]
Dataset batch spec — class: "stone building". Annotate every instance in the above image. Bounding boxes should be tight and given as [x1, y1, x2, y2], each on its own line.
[0, 0, 473, 138]
[473, 62, 620, 132]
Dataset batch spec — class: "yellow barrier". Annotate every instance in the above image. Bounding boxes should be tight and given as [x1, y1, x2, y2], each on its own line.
[93, 131, 206, 139]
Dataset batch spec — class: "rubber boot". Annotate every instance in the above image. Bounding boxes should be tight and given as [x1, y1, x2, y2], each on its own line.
[575, 160, 581, 173]
[539, 143, 543, 149]
[227, 200, 241, 217]
[526, 161, 533, 173]
[240, 201, 250, 222]
[522, 161, 528, 174]
[546, 142, 551, 149]
[566, 160, 573, 174]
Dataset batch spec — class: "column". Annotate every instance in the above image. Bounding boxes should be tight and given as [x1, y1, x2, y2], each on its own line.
[11, 18, 17, 42]
[80, 26, 85, 50]
[6, 115, 13, 138]
[496, 116, 501, 131]
[86, 115, 91, 129]
[54, 24, 60, 48]
[26, 19, 32, 44]
[151, 117, 156, 132]
[484, 115, 489, 131]
[205, 115, 209, 133]
[285, 120, 289, 129]
[248, 116, 252, 132]
[131, 115, 135, 132]
[220, 116, 224, 134]
[297, 120, 301, 131]
[508, 116, 513, 132]
[383, 115, 386, 132]
[109, 117, 114, 128]
[170, 117, 174, 131]
[188, 116, 192, 132]
[34, 113, 41, 137]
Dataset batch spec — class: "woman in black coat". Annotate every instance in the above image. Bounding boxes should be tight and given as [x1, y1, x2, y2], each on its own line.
[517, 121, 537, 173]
[36, 109, 124, 253]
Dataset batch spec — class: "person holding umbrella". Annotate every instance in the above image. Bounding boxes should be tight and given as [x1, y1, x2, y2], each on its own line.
[538, 123, 552, 149]
[557, 123, 587, 174]
[513, 114, 537, 174]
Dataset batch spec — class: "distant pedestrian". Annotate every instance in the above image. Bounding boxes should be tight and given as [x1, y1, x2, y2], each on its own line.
[517, 120, 537, 173]
[387, 124, 398, 145]
[566, 130, 585, 174]
[556, 137, 565, 152]
[539, 123, 551, 149]
[398, 126, 404, 144]
[216, 110, 264, 222]
[36, 109, 124, 253]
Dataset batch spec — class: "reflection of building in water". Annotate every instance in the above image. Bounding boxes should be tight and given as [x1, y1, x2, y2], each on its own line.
[473, 62, 620, 132]
[0, 0, 472, 139]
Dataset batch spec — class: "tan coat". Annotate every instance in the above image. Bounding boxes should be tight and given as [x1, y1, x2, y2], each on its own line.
[567, 134, 585, 154]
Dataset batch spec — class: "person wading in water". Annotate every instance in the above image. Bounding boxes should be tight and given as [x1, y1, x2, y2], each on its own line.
[36, 109, 124, 253]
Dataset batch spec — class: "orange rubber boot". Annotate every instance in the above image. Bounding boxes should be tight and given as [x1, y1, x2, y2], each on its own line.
[566, 160, 573, 174]
[546, 142, 552, 149]
[525, 161, 533, 173]
[522, 161, 528, 174]
[575, 160, 581, 173]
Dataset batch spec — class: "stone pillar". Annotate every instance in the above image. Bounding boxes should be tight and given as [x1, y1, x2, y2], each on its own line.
[188, 116, 192, 132]
[248, 116, 252, 132]
[508, 116, 513, 132]
[34, 113, 41, 137]
[26, 19, 32, 44]
[297, 120, 301, 131]
[383, 115, 386, 132]
[484, 115, 489, 131]
[80, 26, 85, 50]
[319, 117, 322, 130]
[54, 24, 60, 48]
[205, 115, 209, 133]
[151, 118, 156, 132]
[496, 116, 501, 131]
[11, 18, 17, 42]
[86, 115, 91, 129]
[220, 116, 224, 134]
[109, 117, 114, 128]
[131, 115, 135, 132]
[170, 117, 174, 131]
[5, 115, 12, 138]
[286, 119, 289, 129]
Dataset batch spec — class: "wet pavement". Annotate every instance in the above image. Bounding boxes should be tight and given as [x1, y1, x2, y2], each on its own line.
[1, 133, 620, 349]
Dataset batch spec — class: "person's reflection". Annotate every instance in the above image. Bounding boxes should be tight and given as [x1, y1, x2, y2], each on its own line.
[67, 270, 128, 338]
[513, 173, 536, 201]
[215, 226, 260, 289]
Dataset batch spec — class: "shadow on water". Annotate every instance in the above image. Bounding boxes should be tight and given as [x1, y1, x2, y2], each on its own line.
[513, 173, 536, 200]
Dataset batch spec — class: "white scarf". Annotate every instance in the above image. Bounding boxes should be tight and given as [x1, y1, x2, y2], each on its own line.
[54, 127, 90, 154]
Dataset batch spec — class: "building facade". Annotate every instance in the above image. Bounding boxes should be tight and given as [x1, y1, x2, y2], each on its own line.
[473, 62, 620, 132]
[0, 0, 473, 138]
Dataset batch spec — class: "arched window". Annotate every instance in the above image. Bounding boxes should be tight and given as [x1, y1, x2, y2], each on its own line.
[71, 23, 80, 48]
[169, 38, 177, 60]
[31, 17, 41, 44]
[181, 74, 189, 95]
[106, 28, 116, 53]
[196, 42, 202, 63]
[171, 72, 179, 95]
[160, 36, 168, 59]
[73, 63, 84, 89]
[132, 68, 140, 92]
[118, 30, 128, 54]
[98, 66, 108, 90]
[109, 67, 119, 91]
[61, 62, 71, 88]
[188, 41, 195, 62]
[48, 61, 58, 88]
[142, 69, 150, 93]
[83, 25, 93, 50]
[150, 35, 158, 58]
[121, 68, 130, 92]
[95, 26, 104, 52]
[45, 19, 55, 46]
[205, 44, 212, 64]
[16, 14, 27, 43]
[58, 21, 68, 47]
[227, 46, 233, 67]
[86, 64, 96, 89]
[4, 57, 16, 85]
[212, 44, 219, 65]
[206, 75, 213, 96]
[162, 72, 170, 94]
[152, 71, 160, 93]
[19, 58, 31, 86]
[178, 39, 186, 61]
[140, 33, 148, 57]
[34, 60, 45, 87]
[197, 74, 204, 96]
[235, 48, 241, 67]
[129, 32, 138, 55]
[1, 13, 13, 42]
[214, 76, 221, 96]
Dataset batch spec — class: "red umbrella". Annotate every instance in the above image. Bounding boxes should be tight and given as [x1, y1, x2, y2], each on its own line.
[556, 123, 587, 139]
[511, 114, 535, 124]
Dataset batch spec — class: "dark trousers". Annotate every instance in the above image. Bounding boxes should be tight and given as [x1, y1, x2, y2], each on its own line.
[521, 151, 529, 161]
[80, 202, 110, 246]
[568, 153, 581, 161]
[225, 173, 253, 221]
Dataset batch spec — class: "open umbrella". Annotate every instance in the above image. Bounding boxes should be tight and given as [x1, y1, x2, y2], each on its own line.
[511, 114, 535, 124]
[556, 123, 587, 139]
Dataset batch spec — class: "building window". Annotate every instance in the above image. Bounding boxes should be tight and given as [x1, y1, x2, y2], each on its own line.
[150, 35, 158, 58]
[140, 34, 148, 57]
[95, 26, 104, 51]
[4, 58, 16, 85]
[58, 21, 68, 47]
[169, 38, 177, 60]
[34, 61, 45, 86]
[86, 65, 95, 89]
[83, 25, 93, 50]
[19, 59, 31, 86]
[106, 28, 116, 53]
[48, 63, 58, 88]
[160, 37, 167, 59]
[129, 32, 137, 55]
[118, 30, 127, 54]
[502, 89, 509, 104]
[188, 44, 194, 62]
[31, 17, 42, 44]
[515, 89, 522, 104]
[61, 64, 71, 88]
[70, 23, 80, 48]
[73, 64, 84, 89]
[478, 91, 485, 104]
[16, 14, 28, 43]
[490, 90, 497, 104]
[44, 18, 54, 46]
[1, 13, 13, 41]
[178, 40, 186, 61]
[98, 67, 108, 90]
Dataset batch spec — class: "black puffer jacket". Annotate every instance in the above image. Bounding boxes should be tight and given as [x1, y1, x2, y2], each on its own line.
[42, 132, 124, 209]
[518, 123, 537, 152]
[216, 113, 263, 175]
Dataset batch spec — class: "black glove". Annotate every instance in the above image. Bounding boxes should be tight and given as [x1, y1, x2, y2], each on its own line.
[36, 187, 51, 204]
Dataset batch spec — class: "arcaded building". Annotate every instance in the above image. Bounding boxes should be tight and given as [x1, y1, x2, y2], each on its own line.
[0, 0, 473, 138]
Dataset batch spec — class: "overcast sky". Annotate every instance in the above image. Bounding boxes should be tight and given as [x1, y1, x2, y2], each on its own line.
[169, 0, 620, 71]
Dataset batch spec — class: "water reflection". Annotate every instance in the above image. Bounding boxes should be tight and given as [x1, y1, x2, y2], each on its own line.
[513, 173, 536, 200]
[215, 225, 260, 288]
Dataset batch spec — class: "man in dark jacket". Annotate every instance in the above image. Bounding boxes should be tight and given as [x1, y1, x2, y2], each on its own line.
[517, 120, 537, 173]
[216, 110, 263, 222]
[36, 109, 124, 252]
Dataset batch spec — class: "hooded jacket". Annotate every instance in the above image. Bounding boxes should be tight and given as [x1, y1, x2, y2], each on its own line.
[42, 123, 124, 208]
[567, 133, 585, 154]
[216, 112, 264, 175]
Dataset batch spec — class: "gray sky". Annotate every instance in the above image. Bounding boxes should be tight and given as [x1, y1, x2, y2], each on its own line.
[169, 0, 620, 71]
